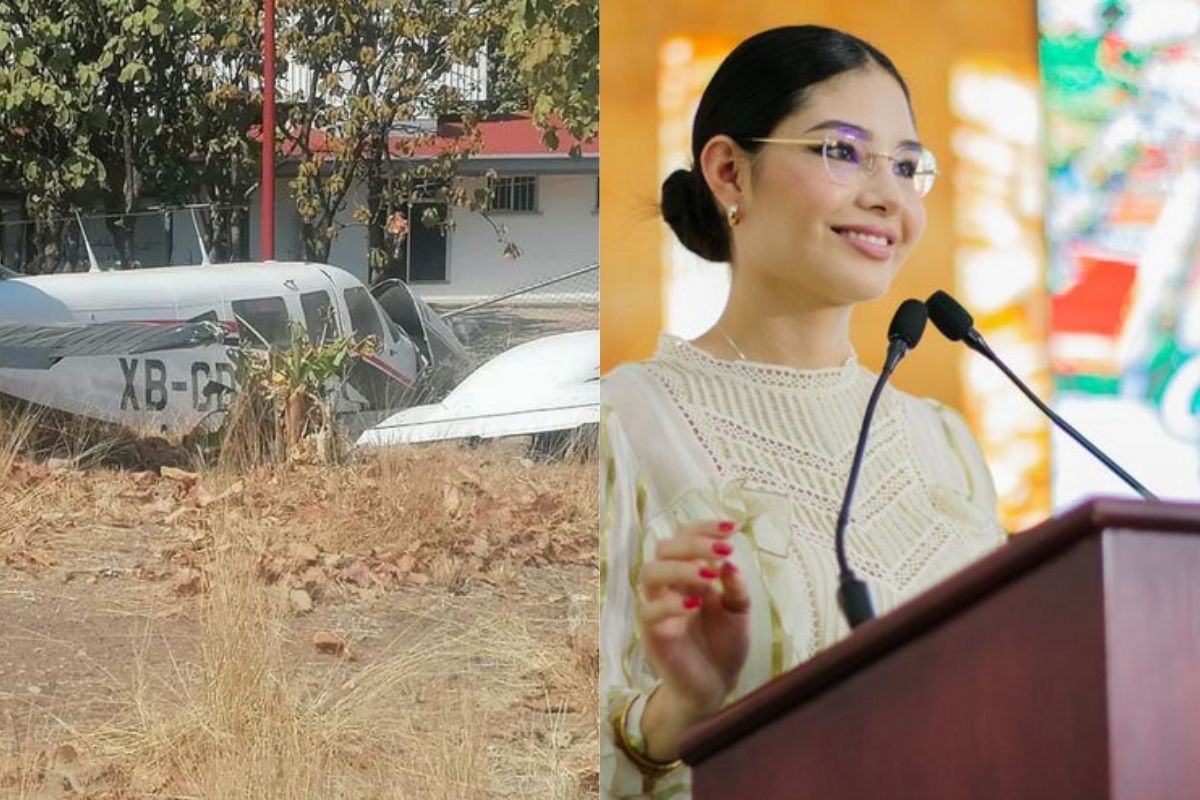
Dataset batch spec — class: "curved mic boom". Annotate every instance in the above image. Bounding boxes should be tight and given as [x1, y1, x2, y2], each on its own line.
[926, 290, 1158, 501]
[834, 298, 929, 629]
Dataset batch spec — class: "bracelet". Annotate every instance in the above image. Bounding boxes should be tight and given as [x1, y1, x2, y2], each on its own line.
[611, 688, 684, 778]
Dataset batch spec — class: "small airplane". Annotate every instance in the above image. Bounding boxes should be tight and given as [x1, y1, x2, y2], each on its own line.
[0, 259, 473, 434]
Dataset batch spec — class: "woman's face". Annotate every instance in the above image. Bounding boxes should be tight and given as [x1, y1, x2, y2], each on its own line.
[730, 65, 928, 308]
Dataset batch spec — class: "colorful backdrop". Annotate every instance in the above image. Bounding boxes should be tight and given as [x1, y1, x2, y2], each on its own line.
[1039, 0, 1200, 506]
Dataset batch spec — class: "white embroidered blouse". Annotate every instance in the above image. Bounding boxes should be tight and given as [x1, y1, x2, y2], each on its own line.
[600, 334, 1007, 799]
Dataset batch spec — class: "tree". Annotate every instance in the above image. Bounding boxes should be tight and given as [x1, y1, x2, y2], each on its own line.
[88, 0, 209, 267]
[0, 0, 271, 271]
[0, 0, 599, 275]
[502, 0, 597, 156]
[187, 0, 263, 261]
[276, 0, 512, 280]
[0, 0, 225, 271]
[0, 2, 110, 272]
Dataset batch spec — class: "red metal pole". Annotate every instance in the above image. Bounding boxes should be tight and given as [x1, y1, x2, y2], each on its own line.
[261, 0, 276, 261]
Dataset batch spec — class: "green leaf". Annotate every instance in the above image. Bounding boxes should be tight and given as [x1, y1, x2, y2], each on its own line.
[117, 61, 149, 84]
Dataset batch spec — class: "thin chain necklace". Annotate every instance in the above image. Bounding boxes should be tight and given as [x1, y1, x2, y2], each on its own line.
[714, 326, 857, 368]
[715, 325, 747, 361]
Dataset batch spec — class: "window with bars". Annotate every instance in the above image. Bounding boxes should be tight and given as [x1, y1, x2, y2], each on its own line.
[490, 175, 538, 212]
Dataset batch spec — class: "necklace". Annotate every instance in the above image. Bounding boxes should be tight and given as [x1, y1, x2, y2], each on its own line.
[715, 325, 747, 361]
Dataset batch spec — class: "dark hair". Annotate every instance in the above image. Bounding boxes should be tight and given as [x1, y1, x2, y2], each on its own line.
[660, 26, 911, 262]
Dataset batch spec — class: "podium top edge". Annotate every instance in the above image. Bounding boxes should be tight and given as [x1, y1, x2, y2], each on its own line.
[679, 496, 1200, 765]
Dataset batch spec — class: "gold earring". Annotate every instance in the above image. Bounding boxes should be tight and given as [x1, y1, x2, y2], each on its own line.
[726, 204, 741, 227]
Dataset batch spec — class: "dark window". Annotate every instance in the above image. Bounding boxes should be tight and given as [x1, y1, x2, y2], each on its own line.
[344, 287, 384, 344]
[231, 296, 290, 347]
[300, 290, 339, 344]
[407, 202, 448, 282]
[490, 175, 538, 212]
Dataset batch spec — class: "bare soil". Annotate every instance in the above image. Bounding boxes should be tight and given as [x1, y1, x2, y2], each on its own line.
[0, 439, 598, 799]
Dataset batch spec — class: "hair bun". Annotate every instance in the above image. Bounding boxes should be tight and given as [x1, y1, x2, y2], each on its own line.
[660, 168, 730, 263]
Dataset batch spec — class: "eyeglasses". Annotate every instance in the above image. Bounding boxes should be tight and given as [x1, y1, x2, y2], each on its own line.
[751, 134, 940, 198]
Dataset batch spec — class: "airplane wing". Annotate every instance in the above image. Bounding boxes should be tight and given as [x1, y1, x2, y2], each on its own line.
[0, 320, 229, 370]
[356, 329, 598, 447]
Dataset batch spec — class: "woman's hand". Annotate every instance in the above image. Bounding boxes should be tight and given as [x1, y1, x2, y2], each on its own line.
[638, 520, 751, 730]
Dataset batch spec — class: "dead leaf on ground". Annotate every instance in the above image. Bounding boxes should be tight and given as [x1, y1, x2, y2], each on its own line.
[172, 567, 206, 597]
[160, 466, 199, 485]
[337, 560, 376, 588]
[312, 631, 356, 660]
[129, 469, 157, 486]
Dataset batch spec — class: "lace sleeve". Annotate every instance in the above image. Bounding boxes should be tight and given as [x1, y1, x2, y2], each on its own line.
[599, 404, 692, 799]
[933, 401, 1008, 544]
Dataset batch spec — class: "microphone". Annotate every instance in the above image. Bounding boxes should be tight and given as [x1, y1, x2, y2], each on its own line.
[926, 290, 1157, 501]
[835, 298, 929, 629]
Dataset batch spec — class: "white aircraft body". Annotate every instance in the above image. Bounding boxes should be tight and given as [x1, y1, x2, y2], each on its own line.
[357, 329, 599, 448]
[0, 261, 468, 432]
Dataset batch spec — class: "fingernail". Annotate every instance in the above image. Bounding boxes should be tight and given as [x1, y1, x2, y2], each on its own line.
[699, 567, 719, 580]
[724, 562, 739, 574]
[713, 542, 733, 557]
[718, 520, 736, 533]
[682, 595, 702, 610]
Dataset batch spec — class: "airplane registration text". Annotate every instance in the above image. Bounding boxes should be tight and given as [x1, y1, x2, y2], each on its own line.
[119, 358, 236, 413]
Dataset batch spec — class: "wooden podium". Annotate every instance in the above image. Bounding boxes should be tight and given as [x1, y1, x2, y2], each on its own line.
[679, 498, 1200, 800]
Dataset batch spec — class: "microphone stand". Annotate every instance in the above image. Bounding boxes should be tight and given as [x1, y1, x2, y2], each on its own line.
[834, 337, 908, 629]
[962, 331, 1158, 501]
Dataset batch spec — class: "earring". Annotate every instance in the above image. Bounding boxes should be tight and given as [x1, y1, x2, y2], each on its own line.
[726, 204, 741, 227]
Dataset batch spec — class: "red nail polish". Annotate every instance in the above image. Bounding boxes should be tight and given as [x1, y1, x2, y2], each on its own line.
[682, 595, 702, 610]
[713, 542, 733, 557]
[699, 567, 719, 580]
[718, 521, 736, 533]
[724, 561, 739, 574]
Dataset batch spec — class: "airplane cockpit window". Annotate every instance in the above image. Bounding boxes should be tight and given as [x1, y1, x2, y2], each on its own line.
[344, 287, 384, 346]
[231, 297, 290, 348]
[300, 290, 339, 344]
[385, 317, 403, 344]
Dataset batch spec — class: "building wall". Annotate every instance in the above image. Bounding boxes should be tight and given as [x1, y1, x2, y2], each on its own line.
[438, 173, 599, 301]
[248, 171, 598, 301]
[3, 163, 598, 304]
[247, 180, 369, 272]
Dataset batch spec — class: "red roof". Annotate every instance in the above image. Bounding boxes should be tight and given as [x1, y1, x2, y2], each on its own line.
[452, 116, 599, 157]
[258, 115, 597, 159]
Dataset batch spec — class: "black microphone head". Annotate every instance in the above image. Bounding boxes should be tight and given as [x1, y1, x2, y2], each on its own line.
[888, 298, 928, 350]
[926, 290, 975, 343]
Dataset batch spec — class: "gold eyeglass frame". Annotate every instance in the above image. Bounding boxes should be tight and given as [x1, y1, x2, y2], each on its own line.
[750, 136, 940, 197]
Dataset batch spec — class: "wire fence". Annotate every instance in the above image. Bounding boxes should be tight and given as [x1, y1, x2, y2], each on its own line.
[432, 263, 599, 363]
[0, 206, 247, 273]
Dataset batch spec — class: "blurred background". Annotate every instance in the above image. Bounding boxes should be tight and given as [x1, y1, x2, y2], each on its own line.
[600, 0, 1200, 531]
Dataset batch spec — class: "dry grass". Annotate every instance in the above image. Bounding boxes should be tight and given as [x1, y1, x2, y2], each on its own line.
[0, 404, 37, 480]
[0, 400, 599, 799]
[0, 399, 202, 474]
[83, 525, 464, 798]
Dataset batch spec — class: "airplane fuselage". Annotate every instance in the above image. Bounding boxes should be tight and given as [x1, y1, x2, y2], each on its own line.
[0, 261, 423, 432]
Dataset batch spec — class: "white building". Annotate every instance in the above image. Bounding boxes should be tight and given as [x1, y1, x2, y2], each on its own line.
[0, 116, 598, 305]
[250, 117, 600, 302]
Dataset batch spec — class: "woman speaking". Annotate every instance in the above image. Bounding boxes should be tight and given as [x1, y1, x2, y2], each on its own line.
[600, 25, 1007, 799]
